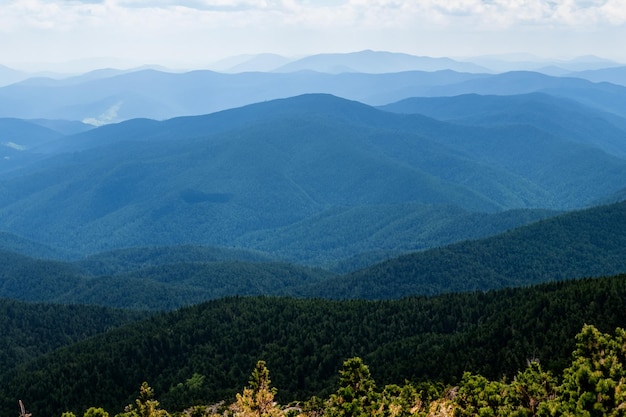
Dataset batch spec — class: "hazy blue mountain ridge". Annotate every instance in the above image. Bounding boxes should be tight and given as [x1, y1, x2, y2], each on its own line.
[0, 118, 64, 149]
[0, 118, 75, 174]
[222, 53, 293, 72]
[273, 50, 489, 73]
[0, 65, 28, 87]
[421, 71, 626, 118]
[463, 54, 623, 73]
[380, 92, 626, 158]
[234, 205, 558, 271]
[1, 94, 626, 261]
[6, 68, 626, 122]
[569, 66, 626, 86]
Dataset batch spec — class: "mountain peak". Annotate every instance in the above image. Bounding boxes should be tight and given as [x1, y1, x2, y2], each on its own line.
[273, 50, 488, 74]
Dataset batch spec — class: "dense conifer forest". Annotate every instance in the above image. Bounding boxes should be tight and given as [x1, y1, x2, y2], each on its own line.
[8, 324, 626, 417]
[0, 299, 147, 372]
[2, 274, 625, 416]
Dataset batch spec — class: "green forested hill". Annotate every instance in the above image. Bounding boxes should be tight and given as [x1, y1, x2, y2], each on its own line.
[235, 205, 557, 270]
[0, 298, 147, 377]
[0, 250, 85, 302]
[0, 231, 72, 260]
[0, 248, 333, 309]
[0, 202, 623, 309]
[1, 274, 624, 416]
[73, 245, 274, 276]
[309, 201, 626, 298]
[59, 261, 334, 310]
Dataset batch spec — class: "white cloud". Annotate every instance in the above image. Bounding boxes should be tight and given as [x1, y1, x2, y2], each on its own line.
[2, 142, 27, 151]
[6, 0, 625, 29]
[83, 101, 123, 126]
[1, 0, 625, 69]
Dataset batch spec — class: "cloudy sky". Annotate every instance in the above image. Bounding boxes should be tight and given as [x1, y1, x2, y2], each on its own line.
[2, 0, 625, 71]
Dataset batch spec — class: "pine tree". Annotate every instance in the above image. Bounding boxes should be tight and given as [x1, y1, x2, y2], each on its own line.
[325, 357, 379, 417]
[556, 325, 626, 417]
[507, 361, 558, 417]
[230, 360, 283, 417]
[84, 407, 109, 417]
[115, 382, 169, 417]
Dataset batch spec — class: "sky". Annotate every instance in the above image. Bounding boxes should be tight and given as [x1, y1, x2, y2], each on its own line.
[1, 0, 626, 72]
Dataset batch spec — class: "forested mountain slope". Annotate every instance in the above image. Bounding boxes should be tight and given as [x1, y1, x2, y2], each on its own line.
[1, 201, 622, 309]
[2, 274, 624, 416]
[1, 94, 624, 263]
[74, 245, 274, 276]
[238, 205, 558, 271]
[310, 201, 626, 298]
[0, 248, 333, 310]
[0, 117, 63, 148]
[0, 231, 72, 259]
[0, 298, 147, 377]
[0, 250, 85, 302]
[0, 118, 67, 173]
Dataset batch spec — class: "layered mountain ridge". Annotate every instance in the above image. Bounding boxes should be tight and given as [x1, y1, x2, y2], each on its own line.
[2, 93, 625, 264]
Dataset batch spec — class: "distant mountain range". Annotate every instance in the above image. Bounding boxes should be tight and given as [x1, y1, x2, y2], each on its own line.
[2, 59, 626, 123]
[379, 92, 626, 158]
[568, 66, 626, 87]
[0, 65, 28, 87]
[0, 69, 486, 122]
[462, 54, 623, 74]
[415, 71, 626, 118]
[270, 50, 489, 74]
[209, 51, 625, 75]
[212, 53, 293, 73]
